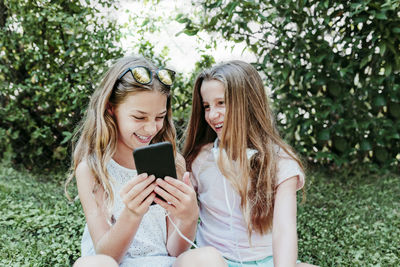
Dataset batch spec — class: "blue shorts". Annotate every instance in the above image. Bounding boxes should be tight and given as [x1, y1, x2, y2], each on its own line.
[225, 256, 274, 267]
[225, 256, 300, 267]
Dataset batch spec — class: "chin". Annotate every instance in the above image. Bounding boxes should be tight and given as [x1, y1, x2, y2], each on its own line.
[133, 141, 148, 150]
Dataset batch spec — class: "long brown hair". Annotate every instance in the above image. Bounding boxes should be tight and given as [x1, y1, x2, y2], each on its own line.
[183, 60, 304, 236]
[65, 55, 183, 215]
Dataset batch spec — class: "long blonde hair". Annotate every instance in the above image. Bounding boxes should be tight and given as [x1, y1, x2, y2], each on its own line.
[183, 60, 304, 236]
[65, 55, 183, 215]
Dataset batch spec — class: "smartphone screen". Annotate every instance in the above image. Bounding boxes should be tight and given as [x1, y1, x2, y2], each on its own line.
[133, 142, 177, 204]
[133, 141, 177, 179]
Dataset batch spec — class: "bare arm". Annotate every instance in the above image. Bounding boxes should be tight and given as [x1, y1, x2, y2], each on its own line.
[76, 161, 156, 263]
[154, 155, 199, 256]
[273, 176, 299, 267]
[163, 174, 198, 256]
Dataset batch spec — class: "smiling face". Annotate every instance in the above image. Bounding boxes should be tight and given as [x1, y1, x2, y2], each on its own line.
[112, 90, 167, 154]
[200, 79, 226, 139]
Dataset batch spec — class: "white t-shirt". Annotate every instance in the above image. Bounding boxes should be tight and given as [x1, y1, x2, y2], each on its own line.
[191, 143, 304, 262]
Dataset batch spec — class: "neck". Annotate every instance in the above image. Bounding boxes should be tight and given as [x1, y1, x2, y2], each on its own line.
[113, 144, 136, 170]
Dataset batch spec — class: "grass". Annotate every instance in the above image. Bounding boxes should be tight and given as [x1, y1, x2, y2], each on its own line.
[0, 163, 399, 266]
[297, 166, 400, 266]
[0, 165, 83, 266]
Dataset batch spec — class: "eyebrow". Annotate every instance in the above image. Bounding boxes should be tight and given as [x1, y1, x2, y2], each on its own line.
[134, 110, 167, 115]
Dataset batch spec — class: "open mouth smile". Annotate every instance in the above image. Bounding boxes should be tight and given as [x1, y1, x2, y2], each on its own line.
[134, 133, 152, 143]
[214, 123, 223, 131]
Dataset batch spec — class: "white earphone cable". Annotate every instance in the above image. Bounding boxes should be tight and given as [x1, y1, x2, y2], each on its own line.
[214, 138, 249, 266]
[165, 212, 198, 248]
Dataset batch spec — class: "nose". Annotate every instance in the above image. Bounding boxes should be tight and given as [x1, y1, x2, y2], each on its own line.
[143, 120, 157, 135]
[209, 107, 220, 120]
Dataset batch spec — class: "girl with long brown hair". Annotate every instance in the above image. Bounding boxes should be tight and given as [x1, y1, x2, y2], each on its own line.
[181, 60, 317, 267]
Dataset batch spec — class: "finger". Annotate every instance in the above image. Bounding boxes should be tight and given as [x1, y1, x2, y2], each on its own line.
[153, 196, 173, 212]
[124, 175, 155, 202]
[163, 176, 192, 195]
[133, 182, 156, 205]
[156, 178, 187, 200]
[120, 173, 148, 195]
[141, 192, 156, 208]
[154, 184, 179, 206]
[182, 172, 193, 188]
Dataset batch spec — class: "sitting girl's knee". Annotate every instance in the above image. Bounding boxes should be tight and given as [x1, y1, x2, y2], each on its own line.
[195, 246, 226, 265]
[175, 247, 227, 267]
[202, 246, 223, 258]
[73, 255, 118, 267]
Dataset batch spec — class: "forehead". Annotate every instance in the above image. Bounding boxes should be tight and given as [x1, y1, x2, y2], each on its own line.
[119, 91, 167, 112]
[200, 80, 225, 101]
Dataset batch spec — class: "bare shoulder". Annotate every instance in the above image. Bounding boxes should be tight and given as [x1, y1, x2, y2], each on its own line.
[76, 160, 91, 178]
[75, 160, 102, 196]
[76, 161, 94, 186]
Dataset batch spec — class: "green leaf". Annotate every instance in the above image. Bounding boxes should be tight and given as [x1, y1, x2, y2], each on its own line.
[360, 140, 372, 151]
[60, 132, 72, 145]
[375, 12, 388, 20]
[206, 0, 223, 8]
[281, 67, 290, 80]
[141, 18, 150, 27]
[374, 147, 389, 163]
[373, 96, 386, 107]
[333, 136, 348, 153]
[384, 64, 392, 77]
[379, 42, 386, 56]
[226, 2, 238, 15]
[315, 54, 326, 63]
[389, 102, 400, 118]
[318, 129, 330, 141]
[176, 14, 190, 24]
[360, 55, 371, 68]
[183, 28, 199, 36]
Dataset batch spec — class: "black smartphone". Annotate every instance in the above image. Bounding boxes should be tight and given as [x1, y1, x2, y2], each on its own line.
[133, 142, 177, 204]
[133, 141, 177, 179]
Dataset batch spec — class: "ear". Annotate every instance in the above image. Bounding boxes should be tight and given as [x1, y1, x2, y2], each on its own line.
[106, 103, 114, 116]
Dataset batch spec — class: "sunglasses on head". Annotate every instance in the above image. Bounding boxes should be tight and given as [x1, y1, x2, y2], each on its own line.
[116, 66, 175, 87]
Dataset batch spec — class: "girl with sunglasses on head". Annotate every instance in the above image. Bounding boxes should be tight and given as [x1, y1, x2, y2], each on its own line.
[180, 60, 318, 267]
[66, 55, 226, 267]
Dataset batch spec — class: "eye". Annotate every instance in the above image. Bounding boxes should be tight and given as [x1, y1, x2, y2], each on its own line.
[218, 100, 225, 106]
[156, 116, 165, 120]
[133, 116, 145, 120]
[203, 104, 210, 110]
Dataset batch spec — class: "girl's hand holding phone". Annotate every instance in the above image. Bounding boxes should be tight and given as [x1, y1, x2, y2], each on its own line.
[153, 172, 199, 223]
[120, 173, 157, 218]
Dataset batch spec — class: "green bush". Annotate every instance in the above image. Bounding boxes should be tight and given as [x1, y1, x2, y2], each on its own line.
[178, 0, 400, 168]
[0, 0, 123, 171]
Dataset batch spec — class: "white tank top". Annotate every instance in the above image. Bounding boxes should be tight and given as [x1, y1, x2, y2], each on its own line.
[81, 159, 176, 267]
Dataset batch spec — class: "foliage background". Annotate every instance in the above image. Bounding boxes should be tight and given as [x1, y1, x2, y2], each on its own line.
[1, 0, 398, 171]
[178, 0, 400, 168]
[0, 0, 123, 171]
